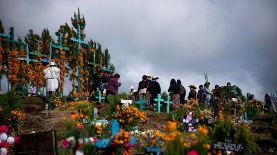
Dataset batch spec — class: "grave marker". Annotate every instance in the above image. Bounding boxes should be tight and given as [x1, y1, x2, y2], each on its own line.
[135, 96, 147, 111]
[154, 94, 164, 113]
[164, 95, 173, 113]
[95, 88, 105, 102]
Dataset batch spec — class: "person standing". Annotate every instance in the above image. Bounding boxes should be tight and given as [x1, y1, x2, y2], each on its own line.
[177, 79, 186, 103]
[204, 82, 212, 105]
[168, 79, 180, 104]
[138, 75, 149, 97]
[148, 76, 161, 108]
[43, 62, 60, 97]
[106, 73, 121, 96]
[197, 85, 206, 103]
[188, 85, 197, 100]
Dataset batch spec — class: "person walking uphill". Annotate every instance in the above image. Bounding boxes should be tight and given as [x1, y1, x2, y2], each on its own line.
[43, 62, 60, 97]
[107, 73, 121, 96]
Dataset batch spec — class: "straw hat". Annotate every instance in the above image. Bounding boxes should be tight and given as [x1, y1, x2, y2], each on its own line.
[188, 85, 196, 89]
[49, 62, 56, 66]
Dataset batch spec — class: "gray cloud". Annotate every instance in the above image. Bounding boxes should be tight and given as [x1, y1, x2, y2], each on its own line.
[0, 0, 277, 99]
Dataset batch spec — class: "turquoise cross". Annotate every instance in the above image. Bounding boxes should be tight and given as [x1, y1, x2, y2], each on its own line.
[164, 95, 173, 113]
[28, 40, 48, 63]
[70, 25, 88, 92]
[135, 96, 147, 111]
[51, 32, 69, 62]
[95, 88, 105, 102]
[154, 94, 164, 113]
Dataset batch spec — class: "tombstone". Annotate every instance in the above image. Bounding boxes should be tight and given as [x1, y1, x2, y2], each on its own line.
[135, 96, 147, 111]
[212, 141, 243, 152]
[154, 94, 164, 113]
[15, 130, 57, 155]
[121, 99, 132, 109]
[164, 95, 173, 113]
[41, 104, 52, 118]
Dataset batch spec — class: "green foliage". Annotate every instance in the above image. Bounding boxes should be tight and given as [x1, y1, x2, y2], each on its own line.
[211, 117, 234, 142]
[164, 136, 186, 155]
[235, 124, 261, 153]
[0, 89, 22, 125]
[100, 94, 118, 119]
[168, 107, 187, 122]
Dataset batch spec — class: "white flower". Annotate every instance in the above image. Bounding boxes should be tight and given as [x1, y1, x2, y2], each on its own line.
[189, 112, 192, 115]
[78, 139, 84, 144]
[89, 137, 94, 143]
[95, 122, 101, 126]
[75, 150, 84, 155]
[0, 148, 7, 155]
[0, 133, 7, 141]
[7, 136, 15, 144]
[66, 136, 76, 144]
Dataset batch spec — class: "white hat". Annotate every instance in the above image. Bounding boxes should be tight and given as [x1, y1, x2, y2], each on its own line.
[131, 85, 134, 89]
[50, 62, 56, 66]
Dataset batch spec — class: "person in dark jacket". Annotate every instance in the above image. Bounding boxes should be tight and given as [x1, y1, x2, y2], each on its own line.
[90, 73, 101, 96]
[138, 75, 149, 96]
[177, 79, 186, 103]
[188, 85, 197, 100]
[197, 85, 206, 103]
[107, 73, 121, 95]
[168, 79, 180, 104]
[148, 76, 161, 107]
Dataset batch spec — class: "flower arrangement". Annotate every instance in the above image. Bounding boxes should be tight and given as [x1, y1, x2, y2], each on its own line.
[183, 112, 199, 132]
[59, 124, 98, 154]
[113, 105, 146, 131]
[7, 50, 20, 86]
[0, 125, 20, 155]
[245, 100, 263, 117]
[111, 129, 133, 155]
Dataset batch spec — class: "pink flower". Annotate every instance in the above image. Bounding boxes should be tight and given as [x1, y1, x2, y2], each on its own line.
[0, 141, 8, 148]
[93, 137, 98, 142]
[77, 124, 84, 129]
[14, 136, 20, 144]
[187, 150, 198, 155]
[60, 139, 69, 148]
[0, 126, 8, 133]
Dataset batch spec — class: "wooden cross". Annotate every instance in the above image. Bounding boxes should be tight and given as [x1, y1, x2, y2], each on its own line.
[135, 96, 147, 111]
[154, 94, 164, 113]
[70, 25, 88, 92]
[164, 95, 173, 113]
[95, 88, 105, 102]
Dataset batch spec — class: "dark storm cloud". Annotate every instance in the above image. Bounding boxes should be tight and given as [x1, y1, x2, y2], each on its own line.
[0, 0, 277, 99]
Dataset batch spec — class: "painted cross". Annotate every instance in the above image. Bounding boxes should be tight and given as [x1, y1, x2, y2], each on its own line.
[70, 25, 88, 92]
[154, 94, 164, 113]
[28, 40, 48, 63]
[135, 96, 147, 111]
[0, 27, 15, 50]
[164, 95, 173, 113]
[51, 32, 69, 62]
[18, 44, 37, 64]
[95, 88, 105, 102]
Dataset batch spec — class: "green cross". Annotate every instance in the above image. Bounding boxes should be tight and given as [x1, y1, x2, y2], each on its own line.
[51, 32, 69, 62]
[154, 94, 164, 113]
[95, 88, 105, 102]
[135, 96, 147, 111]
[164, 95, 173, 113]
[70, 25, 88, 92]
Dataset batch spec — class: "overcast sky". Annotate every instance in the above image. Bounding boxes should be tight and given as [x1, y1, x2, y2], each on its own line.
[0, 0, 277, 100]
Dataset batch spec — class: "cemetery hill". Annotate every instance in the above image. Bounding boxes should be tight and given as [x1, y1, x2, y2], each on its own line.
[0, 9, 277, 155]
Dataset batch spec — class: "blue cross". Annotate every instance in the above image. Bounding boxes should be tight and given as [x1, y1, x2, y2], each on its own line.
[154, 94, 164, 113]
[18, 44, 38, 64]
[164, 95, 173, 113]
[51, 32, 69, 61]
[28, 40, 48, 63]
[70, 25, 88, 92]
[135, 96, 147, 111]
[95, 88, 105, 102]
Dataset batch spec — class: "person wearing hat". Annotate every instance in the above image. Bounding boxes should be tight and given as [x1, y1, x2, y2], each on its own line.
[188, 85, 197, 100]
[148, 76, 161, 108]
[197, 85, 206, 103]
[43, 62, 60, 97]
